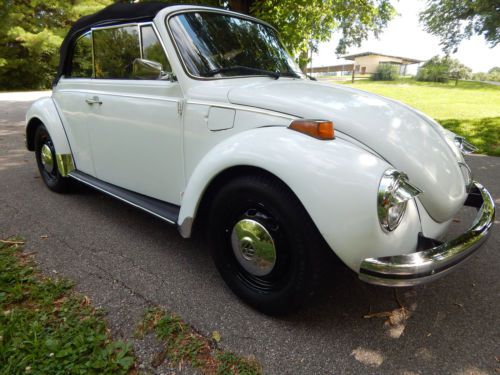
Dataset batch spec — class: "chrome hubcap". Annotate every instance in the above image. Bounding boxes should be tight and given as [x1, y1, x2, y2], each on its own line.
[231, 219, 276, 276]
[41, 144, 54, 173]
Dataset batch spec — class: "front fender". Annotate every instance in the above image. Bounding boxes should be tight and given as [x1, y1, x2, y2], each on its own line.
[26, 97, 71, 155]
[179, 127, 422, 272]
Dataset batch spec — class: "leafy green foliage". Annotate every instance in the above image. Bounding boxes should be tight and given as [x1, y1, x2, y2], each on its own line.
[250, 0, 396, 69]
[0, 239, 135, 374]
[371, 64, 399, 81]
[416, 56, 471, 84]
[93, 26, 141, 79]
[473, 67, 500, 82]
[420, 0, 499, 53]
[0, 0, 112, 90]
[1, 0, 396, 88]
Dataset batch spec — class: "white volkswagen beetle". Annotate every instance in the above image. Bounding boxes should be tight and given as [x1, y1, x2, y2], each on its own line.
[26, 3, 495, 314]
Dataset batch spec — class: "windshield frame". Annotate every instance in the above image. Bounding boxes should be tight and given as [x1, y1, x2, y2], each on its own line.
[165, 9, 302, 81]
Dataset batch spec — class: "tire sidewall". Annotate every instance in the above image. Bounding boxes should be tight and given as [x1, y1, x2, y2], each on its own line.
[34, 125, 69, 192]
[209, 175, 316, 314]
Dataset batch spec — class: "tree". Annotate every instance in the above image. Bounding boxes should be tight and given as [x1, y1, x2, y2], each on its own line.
[448, 58, 472, 86]
[0, 0, 113, 90]
[1, 0, 396, 89]
[416, 55, 471, 85]
[140, 0, 396, 71]
[420, 0, 499, 54]
[247, 0, 396, 70]
[473, 67, 500, 82]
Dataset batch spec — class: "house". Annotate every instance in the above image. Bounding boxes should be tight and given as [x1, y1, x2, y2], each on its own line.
[343, 52, 423, 75]
[306, 52, 424, 77]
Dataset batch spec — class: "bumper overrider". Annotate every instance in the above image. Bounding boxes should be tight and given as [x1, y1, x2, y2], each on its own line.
[360, 181, 495, 287]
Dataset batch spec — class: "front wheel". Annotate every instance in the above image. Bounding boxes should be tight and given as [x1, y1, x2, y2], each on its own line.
[34, 124, 71, 193]
[208, 174, 324, 315]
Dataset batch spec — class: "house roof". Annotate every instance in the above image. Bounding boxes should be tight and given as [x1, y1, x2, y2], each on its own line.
[342, 52, 423, 64]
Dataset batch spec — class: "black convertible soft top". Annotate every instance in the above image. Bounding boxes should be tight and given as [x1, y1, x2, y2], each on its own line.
[53, 2, 175, 86]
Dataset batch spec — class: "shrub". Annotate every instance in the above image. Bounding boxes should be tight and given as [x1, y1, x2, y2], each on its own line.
[473, 67, 500, 82]
[371, 64, 400, 81]
[416, 55, 472, 84]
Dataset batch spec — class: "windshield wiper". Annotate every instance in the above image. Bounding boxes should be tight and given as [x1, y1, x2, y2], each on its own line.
[205, 65, 281, 79]
[280, 71, 303, 79]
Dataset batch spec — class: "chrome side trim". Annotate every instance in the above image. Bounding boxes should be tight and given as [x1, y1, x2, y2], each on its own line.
[360, 181, 495, 287]
[57, 89, 179, 103]
[55, 153, 75, 176]
[68, 172, 177, 225]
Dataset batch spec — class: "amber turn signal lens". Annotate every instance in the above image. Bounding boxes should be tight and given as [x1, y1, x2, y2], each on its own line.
[288, 120, 334, 140]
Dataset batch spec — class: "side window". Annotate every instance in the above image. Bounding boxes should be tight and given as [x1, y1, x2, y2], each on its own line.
[140, 25, 171, 74]
[93, 26, 140, 79]
[70, 32, 93, 78]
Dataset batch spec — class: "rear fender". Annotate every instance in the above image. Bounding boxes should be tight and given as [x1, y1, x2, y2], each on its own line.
[26, 97, 71, 155]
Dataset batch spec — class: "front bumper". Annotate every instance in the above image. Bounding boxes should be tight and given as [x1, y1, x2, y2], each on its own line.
[360, 181, 495, 287]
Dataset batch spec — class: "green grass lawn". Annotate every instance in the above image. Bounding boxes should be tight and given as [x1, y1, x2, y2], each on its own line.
[0, 238, 134, 374]
[0, 238, 262, 374]
[328, 78, 500, 156]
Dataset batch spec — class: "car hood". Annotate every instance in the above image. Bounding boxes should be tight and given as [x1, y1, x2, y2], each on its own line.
[227, 79, 466, 222]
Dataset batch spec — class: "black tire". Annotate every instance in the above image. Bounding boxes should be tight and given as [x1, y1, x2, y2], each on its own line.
[208, 174, 324, 315]
[34, 124, 71, 193]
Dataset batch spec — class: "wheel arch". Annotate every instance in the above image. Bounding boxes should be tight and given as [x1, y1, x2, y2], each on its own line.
[189, 165, 304, 238]
[26, 117, 43, 151]
[25, 97, 72, 155]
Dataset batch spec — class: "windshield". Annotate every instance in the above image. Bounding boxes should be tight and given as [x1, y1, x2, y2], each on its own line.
[168, 12, 304, 79]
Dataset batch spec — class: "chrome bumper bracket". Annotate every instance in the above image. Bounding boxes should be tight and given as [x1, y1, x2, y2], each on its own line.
[359, 181, 495, 287]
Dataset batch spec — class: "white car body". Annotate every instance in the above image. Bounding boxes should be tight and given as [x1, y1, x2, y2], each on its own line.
[26, 5, 494, 293]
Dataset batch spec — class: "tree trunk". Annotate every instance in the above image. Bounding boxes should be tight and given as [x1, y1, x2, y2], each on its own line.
[229, 0, 254, 14]
[298, 50, 309, 73]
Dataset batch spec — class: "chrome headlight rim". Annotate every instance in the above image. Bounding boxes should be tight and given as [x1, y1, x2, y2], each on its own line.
[378, 169, 423, 232]
[454, 136, 478, 155]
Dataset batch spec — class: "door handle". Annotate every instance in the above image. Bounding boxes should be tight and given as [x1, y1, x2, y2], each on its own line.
[85, 96, 102, 105]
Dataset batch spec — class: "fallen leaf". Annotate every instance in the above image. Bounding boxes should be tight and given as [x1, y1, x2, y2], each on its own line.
[212, 330, 221, 343]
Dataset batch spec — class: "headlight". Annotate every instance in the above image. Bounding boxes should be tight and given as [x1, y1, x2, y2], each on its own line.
[454, 136, 478, 155]
[378, 170, 422, 232]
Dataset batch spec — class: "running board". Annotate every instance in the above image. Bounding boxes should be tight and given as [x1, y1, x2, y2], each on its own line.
[68, 171, 179, 225]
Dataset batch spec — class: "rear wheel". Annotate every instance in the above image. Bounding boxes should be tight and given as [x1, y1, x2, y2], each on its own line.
[208, 174, 324, 315]
[34, 125, 71, 193]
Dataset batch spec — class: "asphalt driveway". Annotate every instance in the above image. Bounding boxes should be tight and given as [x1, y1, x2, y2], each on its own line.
[1, 93, 499, 374]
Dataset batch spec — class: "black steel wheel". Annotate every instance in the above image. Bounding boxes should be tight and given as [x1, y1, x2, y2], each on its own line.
[34, 125, 71, 193]
[208, 174, 324, 315]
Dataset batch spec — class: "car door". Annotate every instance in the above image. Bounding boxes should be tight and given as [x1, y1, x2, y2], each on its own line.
[85, 23, 184, 204]
[52, 32, 96, 176]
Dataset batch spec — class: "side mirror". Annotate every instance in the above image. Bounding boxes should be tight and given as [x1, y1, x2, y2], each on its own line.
[132, 58, 176, 81]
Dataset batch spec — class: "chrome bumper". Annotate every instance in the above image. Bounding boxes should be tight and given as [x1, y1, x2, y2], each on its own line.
[360, 181, 495, 287]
